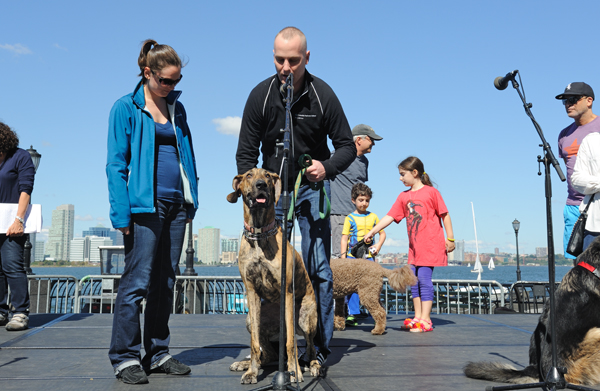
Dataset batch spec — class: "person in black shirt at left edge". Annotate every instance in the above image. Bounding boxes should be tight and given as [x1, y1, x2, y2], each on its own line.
[236, 26, 355, 366]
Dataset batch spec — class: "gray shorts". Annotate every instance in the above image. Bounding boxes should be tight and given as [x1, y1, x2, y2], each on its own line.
[330, 214, 347, 259]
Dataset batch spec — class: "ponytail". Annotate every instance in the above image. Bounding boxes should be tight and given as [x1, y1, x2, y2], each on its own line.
[137, 39, 183, 83]
[398, 156, 434, 187]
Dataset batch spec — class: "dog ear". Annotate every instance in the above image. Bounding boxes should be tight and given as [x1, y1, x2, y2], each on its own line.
[226, 174, 244, 203]
[271, 172, 281, 205]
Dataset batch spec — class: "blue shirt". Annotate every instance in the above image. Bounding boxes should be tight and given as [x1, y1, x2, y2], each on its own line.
[155, 121, 183, 203]
[0, 148, 35, 203]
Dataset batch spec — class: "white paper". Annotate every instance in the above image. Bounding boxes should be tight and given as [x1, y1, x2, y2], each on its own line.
[0, 204, 43, 234]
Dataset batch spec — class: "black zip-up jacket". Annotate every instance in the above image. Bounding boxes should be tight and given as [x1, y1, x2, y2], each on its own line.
[236, 71, 356, 189]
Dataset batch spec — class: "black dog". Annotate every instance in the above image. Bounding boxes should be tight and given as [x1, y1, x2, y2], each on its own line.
[464, 238, 600, 385]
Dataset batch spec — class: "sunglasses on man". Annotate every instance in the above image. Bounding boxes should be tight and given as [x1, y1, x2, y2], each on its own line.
[562, 96, 585, 106]
[151, 70, 183, 87]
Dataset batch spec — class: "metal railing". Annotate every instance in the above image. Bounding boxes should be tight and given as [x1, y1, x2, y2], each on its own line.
[27, 275, 79, 314]
[9, 274, 539, 316]
[507, 281, 558, 314]
[383, 279, 506, 315]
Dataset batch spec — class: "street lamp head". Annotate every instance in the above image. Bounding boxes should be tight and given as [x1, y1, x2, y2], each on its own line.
[26, 145, 42, 172]
[512, 219, 520, 233]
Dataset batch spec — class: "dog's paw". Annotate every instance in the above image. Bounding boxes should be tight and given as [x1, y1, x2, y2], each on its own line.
[291, 370, 304, 383]
[309, 361, 321, 377]
[334, 317, 346, 331]
[371, 327, 385, 335]
[230, 359, 250, 371]
[241, 371, 258, 384]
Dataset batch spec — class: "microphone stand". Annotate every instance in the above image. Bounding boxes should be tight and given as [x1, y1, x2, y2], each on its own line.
[251, 74, 299, 391]
[486, 72, 593, 391]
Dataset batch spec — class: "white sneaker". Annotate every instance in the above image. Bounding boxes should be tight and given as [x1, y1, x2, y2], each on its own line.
[6, 313, 29, 331]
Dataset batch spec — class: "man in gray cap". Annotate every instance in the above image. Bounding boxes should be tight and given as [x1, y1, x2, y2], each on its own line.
[330, 124, 383, 259]
[556, 82, 600, 262]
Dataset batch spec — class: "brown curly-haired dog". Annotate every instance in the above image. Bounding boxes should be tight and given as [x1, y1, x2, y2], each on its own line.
[331, 258, 417, 335]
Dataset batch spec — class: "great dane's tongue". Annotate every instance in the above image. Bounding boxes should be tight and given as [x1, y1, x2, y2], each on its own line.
[256, 197, 266, 204]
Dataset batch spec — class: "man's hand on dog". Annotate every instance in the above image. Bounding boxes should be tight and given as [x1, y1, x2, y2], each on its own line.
[305, 160, 326, 182]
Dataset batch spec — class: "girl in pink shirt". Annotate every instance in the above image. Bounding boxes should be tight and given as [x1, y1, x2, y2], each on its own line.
[364, 156, 455, 332]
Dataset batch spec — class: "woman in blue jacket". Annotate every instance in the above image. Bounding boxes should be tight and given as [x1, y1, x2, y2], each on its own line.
[106, 40, 198, 385]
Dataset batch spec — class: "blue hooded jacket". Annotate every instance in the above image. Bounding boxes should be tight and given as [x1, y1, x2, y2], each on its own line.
[106, 81, 199, 229]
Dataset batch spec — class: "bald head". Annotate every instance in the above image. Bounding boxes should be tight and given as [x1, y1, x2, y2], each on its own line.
[273, 26, 310, 92]
[275, 26, 307, 53]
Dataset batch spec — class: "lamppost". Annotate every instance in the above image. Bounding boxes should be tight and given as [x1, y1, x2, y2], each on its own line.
[512, 218, 523, 312]
[182, 220, 197, 276]
[23, 146, 41, 275]
[512, 219, 521, 281]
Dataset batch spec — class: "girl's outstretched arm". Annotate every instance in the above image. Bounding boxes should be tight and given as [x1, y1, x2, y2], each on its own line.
[372, 230, 386, 255]
[442, 213, 455, 252]
[364, 215, 394, 244]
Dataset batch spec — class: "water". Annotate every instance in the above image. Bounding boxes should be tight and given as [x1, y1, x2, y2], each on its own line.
[32, 264, 570, 285]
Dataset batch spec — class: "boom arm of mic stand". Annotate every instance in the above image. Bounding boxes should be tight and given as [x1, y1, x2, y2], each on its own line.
[509, 78, 566, 182]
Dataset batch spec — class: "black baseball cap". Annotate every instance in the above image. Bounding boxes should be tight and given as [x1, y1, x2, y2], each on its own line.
[351, 124, 383, 140]
[555, 82, 595, 100]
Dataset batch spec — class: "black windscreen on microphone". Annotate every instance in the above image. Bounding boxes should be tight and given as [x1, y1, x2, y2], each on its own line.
[494, 70, 518, 90]
[280, 83, 293, 95]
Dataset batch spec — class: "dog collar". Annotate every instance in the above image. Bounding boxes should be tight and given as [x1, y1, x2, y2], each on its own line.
[243, 219, 279, 241]
[578, 261, 600, 279]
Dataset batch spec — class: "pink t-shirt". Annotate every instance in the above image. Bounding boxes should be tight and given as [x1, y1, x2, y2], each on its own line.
[388, 186, 448, 267]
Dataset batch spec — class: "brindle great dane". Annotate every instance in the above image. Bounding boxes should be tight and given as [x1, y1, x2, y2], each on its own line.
[227, 168, 320, 384]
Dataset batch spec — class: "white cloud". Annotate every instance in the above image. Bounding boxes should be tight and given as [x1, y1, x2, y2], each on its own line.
[53, 43, 68, 51]
[212, 116, 242, 136]
[0, 43, 32, 55]
[75, 214, 94, 221]
[383, 237, 408, 247]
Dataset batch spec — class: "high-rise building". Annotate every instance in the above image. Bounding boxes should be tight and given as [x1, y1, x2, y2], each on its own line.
[454, 240, 465, 263]
[70, 235, 113, 262]
[82, 225, 111, 238]
[221, 238, 239, 264]
[221, 238, 239, 253]
[536, 247, 548, 258]
[35, 240, 45, 261]
[89, 236, 113, 262]
[193, 234, 198, 261]
[47, 204, 75, 261]
[69, 237, 87, 262]
[83, 225, 123, 246]
[198, 227, 220, 265]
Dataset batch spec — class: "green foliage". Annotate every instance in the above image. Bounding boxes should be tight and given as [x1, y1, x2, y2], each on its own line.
[31, 261, 96, 267]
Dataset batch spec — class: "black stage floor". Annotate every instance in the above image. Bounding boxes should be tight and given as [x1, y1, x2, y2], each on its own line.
[0, 313, 597, 391]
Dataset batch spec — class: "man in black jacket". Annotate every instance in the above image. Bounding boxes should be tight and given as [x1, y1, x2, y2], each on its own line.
[236, 26, 355, 364]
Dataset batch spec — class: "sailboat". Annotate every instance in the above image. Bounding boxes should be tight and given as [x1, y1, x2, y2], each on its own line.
[488, 256, 495, 270]
[472, 255, 483, 273]
[470, 202, 482, 280]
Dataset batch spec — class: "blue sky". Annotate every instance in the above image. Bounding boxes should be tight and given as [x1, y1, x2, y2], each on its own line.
[1, 1, 597, 255]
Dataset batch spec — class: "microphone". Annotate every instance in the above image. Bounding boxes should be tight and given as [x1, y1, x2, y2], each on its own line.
[280, 74, 294, 95]
[494, 70, 518, 90]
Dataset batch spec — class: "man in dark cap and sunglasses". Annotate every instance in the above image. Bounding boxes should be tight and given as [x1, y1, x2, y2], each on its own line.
[556, 82, 600, 263]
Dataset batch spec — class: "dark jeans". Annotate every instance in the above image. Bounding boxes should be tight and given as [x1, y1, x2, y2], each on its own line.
[108, 201, 187, 372]
[0, 234, 29, 315]
[276, 181, 333, 355]
[583, 230, 600, 254]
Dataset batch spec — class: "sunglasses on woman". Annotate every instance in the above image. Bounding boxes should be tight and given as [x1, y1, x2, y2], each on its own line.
[151, 70, 183, 87]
